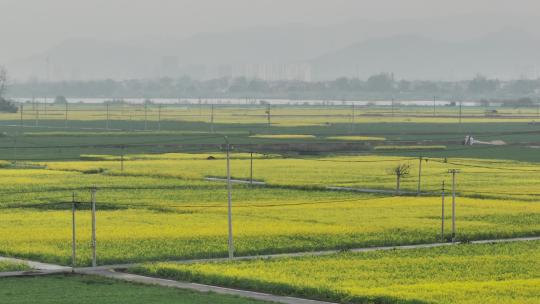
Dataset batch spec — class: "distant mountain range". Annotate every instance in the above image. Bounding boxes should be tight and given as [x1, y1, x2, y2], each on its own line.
[7, 17, 540, 82]
[310, 29, 540, 80]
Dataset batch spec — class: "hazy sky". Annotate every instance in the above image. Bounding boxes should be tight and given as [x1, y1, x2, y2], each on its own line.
[1, 0, 539, 65]
[1, 0, 539, 56]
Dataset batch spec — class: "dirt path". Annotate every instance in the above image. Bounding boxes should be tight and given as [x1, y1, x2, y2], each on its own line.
[78, 235, 540, 271]
[80, 268, 336, 304]
[1, 236, 539, 304]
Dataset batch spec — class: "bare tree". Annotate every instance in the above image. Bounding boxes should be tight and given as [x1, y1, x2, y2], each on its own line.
[0, 66, 7, 99]
[390, 163, 411, 195]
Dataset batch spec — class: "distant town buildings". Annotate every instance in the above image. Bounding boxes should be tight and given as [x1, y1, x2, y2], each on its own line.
[156, 56, 312, 82]
[230, 63, 312, 82]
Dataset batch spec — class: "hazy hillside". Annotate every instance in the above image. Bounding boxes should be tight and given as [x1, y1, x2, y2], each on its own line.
[6, 17, 540, 81]
[310, 29, 540, 80]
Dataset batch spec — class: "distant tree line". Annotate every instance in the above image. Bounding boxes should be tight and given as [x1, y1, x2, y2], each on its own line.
[7, 73, 540, 102]
[0, 66, 18, 113]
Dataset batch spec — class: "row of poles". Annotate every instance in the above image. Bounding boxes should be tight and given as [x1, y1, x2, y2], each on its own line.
[69, 151, 457, 271]
[19, 100, 526, 136]
[19, 103, 163, 132]
[70, 138, 236, 271]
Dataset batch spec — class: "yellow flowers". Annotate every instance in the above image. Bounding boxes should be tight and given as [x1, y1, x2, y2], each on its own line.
[374, 145, 447, 150]
[327, 136, 386, 141]
[0, 192, 539, 266]
[0, 153, 537, 269]
[3, 104, 540, 126]
[249, 134, 316, 139]
[41, 154, 540, 201]
[134, 241, 540, 304]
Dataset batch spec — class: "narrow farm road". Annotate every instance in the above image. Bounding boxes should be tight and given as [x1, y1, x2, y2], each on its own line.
[1, 236, 538, 304]
[0, 256, 70, 271]
[84, 235, 540, 271]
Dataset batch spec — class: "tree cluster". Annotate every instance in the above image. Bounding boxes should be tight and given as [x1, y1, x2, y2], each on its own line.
[7, 74, 540, 101]
[0, 66, 18, 113]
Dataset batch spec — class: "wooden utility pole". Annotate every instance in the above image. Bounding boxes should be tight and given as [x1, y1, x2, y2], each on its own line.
[106, 103, 110, 130]
[441, 181, 445, 242]
[19, 104, 24, 135]
[448, 169, 460, 242]
[91, 187, 97, 267]
[250, 151, 253, 186]
[65, 102, 68, 129]
[210, 104, 215, 133]
[350, 103, 356, 133]
[433, 96, 436, 117]
[120, 146, 125, 173]
[144, 103, 148, 131]
[12, 136, 17, 163]
[35, 99, 39, 127]
[71, 192, 77, 273]
[225, 137, 234, 259]
[459, 102, 463, 124]
[266, 104, 271, 129]
[158, 104, 162, 131]
[417, 156, 423, 195]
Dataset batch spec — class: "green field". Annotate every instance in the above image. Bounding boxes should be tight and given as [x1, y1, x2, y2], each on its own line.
[133, 241, 540, 304]
[0, 104, 539, 302]
[0, 275, 269, 304]
[0, 103, 539, 162]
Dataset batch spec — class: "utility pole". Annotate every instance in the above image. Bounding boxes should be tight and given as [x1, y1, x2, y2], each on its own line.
[19, 104, 24, 135]
[210, 104, 215, 133]
[91, 187, 97, 267]
[417, 156, 423, 196]
[106, 103, 110, 130]
[225, 137, 234, 259]
[441, 181, 445, 242]
[158, 104, 162, 131]
[12, 135, 17, 163]
[433, 96, 436, 117]
[391, 99, 395, 118]
[35, 99, 39, 127]
[120, 146, 125, 173]
[448, 169, 460, 242]
[250, 151, 253, 186]
[71, 192, 77, 273]
[144, 103, 148, 131]
[459, 102, 463, 124]
[350, 103, 355, 133]
[44, 99, 47, 119]
[65, 102, 68, 129]
[266, 104, 271, 129]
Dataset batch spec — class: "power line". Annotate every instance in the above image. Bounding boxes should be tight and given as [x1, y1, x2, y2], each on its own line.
[429, 159, 540, 172]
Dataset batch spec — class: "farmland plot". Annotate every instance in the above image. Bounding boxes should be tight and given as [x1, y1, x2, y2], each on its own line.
[0, 166, 538, 265]
[133, 241, 540, 304]
[42, 154, 540, 200]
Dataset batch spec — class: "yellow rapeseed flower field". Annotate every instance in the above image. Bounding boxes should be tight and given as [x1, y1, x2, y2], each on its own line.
[42, 154, 540, 200]
[134, 241, 540, 304]
[0, 154, 537, 266]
